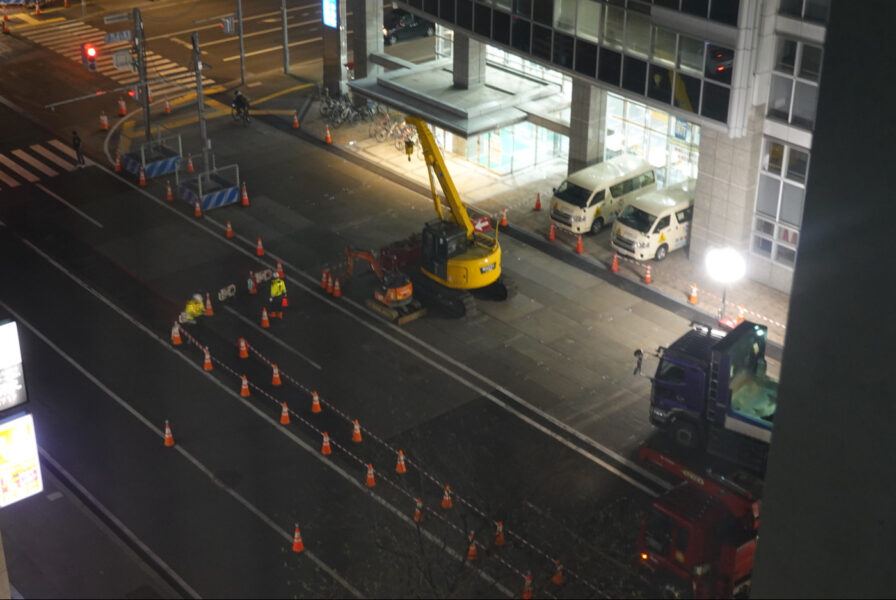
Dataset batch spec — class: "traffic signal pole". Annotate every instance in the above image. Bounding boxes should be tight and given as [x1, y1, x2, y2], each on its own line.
[236, 0, 246, 85]
[281, 0, 289, 74]
[132, 8, 151, 142]
[192, 32, 210, 176]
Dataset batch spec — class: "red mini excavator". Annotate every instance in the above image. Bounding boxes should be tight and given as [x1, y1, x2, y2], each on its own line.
[344, 247, 426, 325]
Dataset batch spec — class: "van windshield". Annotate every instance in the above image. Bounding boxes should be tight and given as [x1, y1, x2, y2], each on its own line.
[554, 180, 592, 208]
[617, 205, 656, 234]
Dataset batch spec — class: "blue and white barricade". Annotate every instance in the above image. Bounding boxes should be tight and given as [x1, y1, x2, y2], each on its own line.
[178, 164, 240, 211]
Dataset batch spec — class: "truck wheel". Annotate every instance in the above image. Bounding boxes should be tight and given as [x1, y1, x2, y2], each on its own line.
[654, 244, 668, 261]
[672, 420, 700, 449]
[590, 217, 604, 235]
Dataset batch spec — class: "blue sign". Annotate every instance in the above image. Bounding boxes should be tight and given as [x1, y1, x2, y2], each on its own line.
[322, 0, 338, 28]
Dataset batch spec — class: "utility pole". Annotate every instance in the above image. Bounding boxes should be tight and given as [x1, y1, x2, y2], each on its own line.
[192, 32, 210, 175]
[237, 0, 246, 85]
[281, 0, 289, 74]
[132, 8, 151, 141]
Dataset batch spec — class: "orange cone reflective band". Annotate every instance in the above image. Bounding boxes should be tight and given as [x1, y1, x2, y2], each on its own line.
[494, 521, 505, 547]
[203, 347, 213, 371]
[466, 532, 478, 561]
[163, 420, 175, 447]
[551, 559, 565, 585]
[241, 182, 250, 207]
[395, 450, 407, 474]
[689, 283, 698, 304]
[610, 252, 619, 273]
[204, 293, 214, 316]
[643, 265, 652, 284]
[292, 524, 305, 553]
[238, 337, 248, 358]
[413, 498, 424, 522]
[321, 432, 332, 455]
[256, 237, 264, 256]
[333, 278, 342, 298]
[194, 200, 202, 218]
[166, 180, 174, 202]
[225, 220, 234, 238]
[351, 419, 362, 443]
[272, 364, 282, 386]
[575, 234, 583, 254]
[279, 402, 290, 425]
[365, 463, 376, 487]
[522, 572, 533, 600]
[171, 323, 182, 346]
[441, 485, 453, 510]
[311, 391, 322, 414]
[240, 375, 250, 397]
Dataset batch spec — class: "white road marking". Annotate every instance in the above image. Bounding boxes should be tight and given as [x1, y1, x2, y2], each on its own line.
[29, 144, 77, 172]
[35, 184, 104, 229]
[12, 149, 58, 177]
[0, 154, 38, 182]
[223, 36, 319, 61]
[0, 166, 20, 188]
[47, 139, 94, 165]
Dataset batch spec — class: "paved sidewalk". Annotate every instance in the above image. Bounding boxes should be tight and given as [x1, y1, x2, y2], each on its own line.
[268, 92, 791, 349]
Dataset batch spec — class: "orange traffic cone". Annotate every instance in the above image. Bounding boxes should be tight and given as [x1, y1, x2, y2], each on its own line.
[240, 375, 250, 397]
[320, 268, 329, 289]
[202, 346, 213, 371]
[688, 283, 698, 304]
[163, 420, 175, 447]
[534, 192, 542, 211]
[395, 450, 407, 474]
[276, 260, 284, 279]
[736, 305, 746, 325]
[238, 337, 248, 358]
[441, 485, 453, 510]
[204, 293, 214, 316]
[522, 572, 533, 600]
[324, 125, 332, 144]
[241, 182, 250, 207]
[261, 308, 270, 328]
[551, 559, 565, 585]
[185, 154, 195, 173]
[494, 521, 505, 547]
[34, 1, 41, 16]
[225, 220, 234, 238]
[292, 110, 300, 129]
[321, 432, 332, 455]
[365, 463, 376, 487]
[610, 252, 619, 273]
[466, 532, 478, 561]
[332, 278, 342, 298]
[500, 208, 508, 227]
[256, 237, 264, 256]
[118, 97, 127, 116]
[310, 391, 322, 414]
[279, 402, 290, 425]
[64, 0, 69, 8]
[351, 419, 362, 443]
[171, 323, 182, 346]
[548, 222, 556, 242]
[326, 272, 334, 295]
[575, 234, 583, 254]
[164, 99, 171, 115]
[643, 265, 652, 284]
[138, 168, 147, 187]
[166, 180, 174, 202]
[413, 498, 424, 523]
[193, 200, 202, 218]
[99, 111, 109, 131]
[291, 524, 304, 553]
[272, 364, 282, 386]
[114, 151, 122, 172]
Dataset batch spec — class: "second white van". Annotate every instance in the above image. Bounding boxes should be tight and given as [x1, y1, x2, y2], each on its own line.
[550, 155, 657, 235]
[610, 179, 696, 261]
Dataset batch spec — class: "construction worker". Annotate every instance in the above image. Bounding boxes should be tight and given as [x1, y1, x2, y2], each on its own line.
[182, 294, 205, 325]
[269, 272, 287, 316]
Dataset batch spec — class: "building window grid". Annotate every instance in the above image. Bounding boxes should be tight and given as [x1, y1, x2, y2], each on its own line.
[767, 38, 822, 130]
[752, 139, 807, 268]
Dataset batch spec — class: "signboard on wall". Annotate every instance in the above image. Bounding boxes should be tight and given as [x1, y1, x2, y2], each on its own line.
[0, 413, 43, 507]
[322, 0, 338, 28]
[0, 320, 27, 413]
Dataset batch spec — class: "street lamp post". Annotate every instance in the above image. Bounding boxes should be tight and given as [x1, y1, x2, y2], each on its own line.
[705, 247, 746, 322]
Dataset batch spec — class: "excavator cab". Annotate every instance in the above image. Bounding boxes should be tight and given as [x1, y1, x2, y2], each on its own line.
[421, 220, 467, 281]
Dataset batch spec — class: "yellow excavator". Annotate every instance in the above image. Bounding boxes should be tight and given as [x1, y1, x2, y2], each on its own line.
[405, 115, 516, 317]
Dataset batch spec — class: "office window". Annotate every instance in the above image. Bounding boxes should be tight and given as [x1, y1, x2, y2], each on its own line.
[648, 65, 672, 103]
[622, 55, 647, 95]
[532, 24, 553, 60]
[753, 138, 808, 268]
[457, 0, 473, 29]
[705, 43, 733, 84]
[493, 10, 510, 44]
[424, 0, 438, 15]
[440, 0, 456, 21]
[598, 47, 622, 86]
[575, 39, 598, 76]
[474, 3, 491, 37]
[513, 0, 531, 17]
[576, 0, 601, 43]
[767, 38, 822, 130]
[626, 12, 650, 58]
[652, 28, 677, 67]
[700, 82, 729, 121]
[553, 31, 575, 68]
[779, 0, 830, 24]
[678, 36, 704, 75]
[674, 72, 700, 113]
[511, 18, 531, 53]
[604, 5, 624, 50]
[532, 0, 553, 25]
[681, 0, 709, 18]
[554, 0, 576, 33]
[709, 0, 739, 25]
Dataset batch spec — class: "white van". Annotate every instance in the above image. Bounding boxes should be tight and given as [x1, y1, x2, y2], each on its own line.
[549, 155, 657, 235]
[610, 179, 696, 261]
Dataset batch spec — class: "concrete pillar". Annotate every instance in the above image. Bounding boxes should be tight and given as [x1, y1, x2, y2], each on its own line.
[453, 33, 485, 89]
[567, 79, 607, 173]
[352, 0, 384, 80]
[322, 0, 348, 97]
[688, 106, 764, 279]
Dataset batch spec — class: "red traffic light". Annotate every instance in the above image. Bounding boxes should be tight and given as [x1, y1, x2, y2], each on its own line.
[86, 46, 96, 57]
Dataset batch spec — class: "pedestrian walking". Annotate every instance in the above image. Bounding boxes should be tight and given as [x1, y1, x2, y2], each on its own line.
[72, 130, 85, 167]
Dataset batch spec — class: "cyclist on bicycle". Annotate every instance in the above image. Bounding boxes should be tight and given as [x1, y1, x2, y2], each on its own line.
[232, 90, 250, 118]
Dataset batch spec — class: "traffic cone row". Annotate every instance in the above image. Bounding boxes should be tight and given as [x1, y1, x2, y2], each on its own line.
[310, 391, 322, 413]
[261, 307, 270, 328]
[256, 237, 264, 256]
[279, 402, 290, 425]
[225, 220, 234, 238]
[365, 463, 376, 487]
[466, 532, 478, 561]
[292, 110, 300, 129]
[395, 450, 407, 474]
[163, 420, 175, 447]
[202, 346, 213, 371]
[99, 111, 109, 131]
[204, 293, 214, 316]
[166, 180, 174, 202]
[320, 268, 329, 289]
[238, 337, 248, 358]
[271, 364, 282, 386]
[688, 282, 698, 304]
[321, 432, 332, 455]
[241, 182, 250, 207]
[351, 419, 362, 443]
[170, 323, 182, 346]
[240, 375, 250, 396]
[441, 485, 452, 510]
[333, 278, 341, 298]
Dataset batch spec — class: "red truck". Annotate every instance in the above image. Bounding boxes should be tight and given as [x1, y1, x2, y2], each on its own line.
[637, 446, 760, 598]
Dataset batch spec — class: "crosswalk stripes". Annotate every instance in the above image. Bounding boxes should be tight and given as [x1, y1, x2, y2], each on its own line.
[18, 20, 217, 100]
[0, 141, 81, 191]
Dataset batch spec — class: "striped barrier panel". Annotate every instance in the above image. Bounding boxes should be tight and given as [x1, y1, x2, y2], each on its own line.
[122, 153, 142, 176]
[145, 156, 182, 178]
[200, 186, 239, 211]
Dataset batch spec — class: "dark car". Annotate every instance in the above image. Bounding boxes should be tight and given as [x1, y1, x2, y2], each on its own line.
[383, 9, 435, 45]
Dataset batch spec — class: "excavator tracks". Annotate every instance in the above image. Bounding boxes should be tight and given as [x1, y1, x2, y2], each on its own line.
[411, 272, 480, 319]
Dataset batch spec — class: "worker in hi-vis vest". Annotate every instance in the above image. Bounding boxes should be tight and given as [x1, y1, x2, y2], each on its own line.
[269, 272, 288, 317]
[182, 294, 205, 324]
